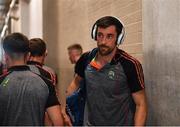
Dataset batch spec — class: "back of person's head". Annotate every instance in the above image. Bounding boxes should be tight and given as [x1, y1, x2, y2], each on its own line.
[29, 38, 46, 57]
[2, 32, 29, 59]
[67, 43, 83, 64]
[67, 43, 83, 55]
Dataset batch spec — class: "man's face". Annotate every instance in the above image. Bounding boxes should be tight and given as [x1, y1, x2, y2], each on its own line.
[68, 49, 81, 64]
[96, 25, 117, 56]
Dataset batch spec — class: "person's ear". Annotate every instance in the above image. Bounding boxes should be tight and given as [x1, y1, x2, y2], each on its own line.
[25, 52, 31, 62]
[4, 53, 10, 67]
[45, 50, 48, 57]
[4, 54, 9, 63]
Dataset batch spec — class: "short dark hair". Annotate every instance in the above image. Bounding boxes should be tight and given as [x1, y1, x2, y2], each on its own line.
[67, 43, 83, 54]
[95, 16, 123, 37]
[3, 32, 29, 55]
[29, 38, 46, 56]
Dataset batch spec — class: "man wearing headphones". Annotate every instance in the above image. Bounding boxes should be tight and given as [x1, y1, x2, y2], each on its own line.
[64, 16, 147, 126]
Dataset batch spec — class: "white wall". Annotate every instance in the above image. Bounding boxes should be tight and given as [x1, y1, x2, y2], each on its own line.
[29, 0, 42, 38]
[19, 0, 42, 38]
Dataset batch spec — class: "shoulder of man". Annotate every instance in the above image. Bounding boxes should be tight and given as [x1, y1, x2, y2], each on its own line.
[79, 48, 98, 65]
[75, 48, 98, 78]
[30, 69, 59, 98]
[31, 69, 54, 87]
[29, 64, 54, 84]
[0, 71, 11, 84]
[42, 65, 58, 85]
[117, 48, 142, 68]
[117, 48, 145, 92]
[43, 65, 56, 75]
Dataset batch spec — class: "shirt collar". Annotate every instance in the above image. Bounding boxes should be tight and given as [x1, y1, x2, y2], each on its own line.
[27, 61, 42, 66]
[8, 65, 30, 72]
[91, 48, 124, 65]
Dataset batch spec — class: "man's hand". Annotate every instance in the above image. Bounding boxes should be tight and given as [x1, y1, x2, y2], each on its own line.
[62, 109, 72, 126]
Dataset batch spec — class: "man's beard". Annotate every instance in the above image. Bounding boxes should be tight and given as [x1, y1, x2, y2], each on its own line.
[98, 45, 114, 56]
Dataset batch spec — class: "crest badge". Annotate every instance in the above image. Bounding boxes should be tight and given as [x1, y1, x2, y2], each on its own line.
[108, 70, 115, 79]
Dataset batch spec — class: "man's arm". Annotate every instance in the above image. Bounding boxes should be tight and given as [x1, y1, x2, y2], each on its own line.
[62, 74, 83, 126]
[66, 74, 82, 96]
[132, 89, 148, 126]
[46, 105, 63, 126]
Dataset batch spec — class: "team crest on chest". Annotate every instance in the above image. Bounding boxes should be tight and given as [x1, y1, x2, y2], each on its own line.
[108, 70, 115, 79]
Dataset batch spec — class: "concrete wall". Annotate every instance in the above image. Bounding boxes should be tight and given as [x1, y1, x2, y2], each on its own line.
[19, 0, 42, 38]
[29, 0, 42, 38]
[43, 0, 143, 104]
[143, 0, 180, 125]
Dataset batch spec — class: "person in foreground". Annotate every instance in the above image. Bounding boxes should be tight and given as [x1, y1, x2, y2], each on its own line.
[0, 33, 63, 126]
[64, 16, 148, 126]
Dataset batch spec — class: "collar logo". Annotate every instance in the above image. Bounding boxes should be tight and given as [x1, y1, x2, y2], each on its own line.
[1, 78, 9, 87]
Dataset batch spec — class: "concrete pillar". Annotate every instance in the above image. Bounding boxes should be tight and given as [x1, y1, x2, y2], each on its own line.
[19, 0, 42, 38]
[143, 0, 180, 125]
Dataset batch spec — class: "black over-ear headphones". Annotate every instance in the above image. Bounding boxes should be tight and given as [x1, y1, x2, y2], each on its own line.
[91, 16, 125, 45]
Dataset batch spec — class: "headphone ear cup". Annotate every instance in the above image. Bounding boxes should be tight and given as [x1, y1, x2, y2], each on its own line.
[117, 27, 125, 45]
[91, 24, 97, 40]
[117, 33, 123, 45]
